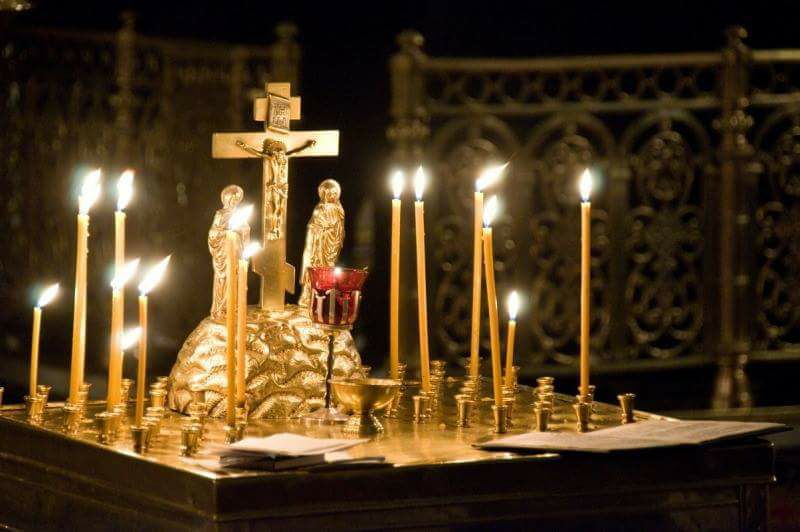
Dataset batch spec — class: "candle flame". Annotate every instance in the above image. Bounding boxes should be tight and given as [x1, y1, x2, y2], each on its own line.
[138, 255, 171, 295]
[37, 283, 60, 308]
[228, 204, 253, 230]
[111, 258, 140, 291]
[120, 327, 141, 351]
[507, 290, 520, 320]
[413, 166, 426, 200]
[390, 170, 405, 199]
[117, 169, 134, 211]
[579, 168, 593, 202]
[78, 169, 102, 214]
[483, 195, 499, 227]
[242, 241, 262, 260]
[475, 162, 508, 192]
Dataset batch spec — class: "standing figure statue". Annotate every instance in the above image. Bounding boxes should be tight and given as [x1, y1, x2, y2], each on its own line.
[298, 179, 345, 308]
[209, 185, 250, 322]
[236, 138, 288, 240]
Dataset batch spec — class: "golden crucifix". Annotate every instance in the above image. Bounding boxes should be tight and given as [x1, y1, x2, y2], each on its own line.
[212, 82, 340, 310]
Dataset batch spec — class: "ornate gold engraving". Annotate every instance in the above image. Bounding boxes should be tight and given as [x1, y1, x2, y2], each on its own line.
[168, 304, 362, 419]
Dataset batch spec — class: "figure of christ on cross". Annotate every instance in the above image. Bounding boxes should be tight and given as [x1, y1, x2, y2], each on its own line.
[212, 82, 340, 311]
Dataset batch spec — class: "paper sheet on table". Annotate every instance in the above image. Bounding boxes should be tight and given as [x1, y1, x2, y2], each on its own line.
[216, 433, 369, 457]
[480, 420, 788, 454]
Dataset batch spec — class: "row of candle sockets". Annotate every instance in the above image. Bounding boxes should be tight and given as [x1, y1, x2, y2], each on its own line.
[17, 168, 178, 437]
[386, 164, 596, 413]
[451, 374, 637, 434]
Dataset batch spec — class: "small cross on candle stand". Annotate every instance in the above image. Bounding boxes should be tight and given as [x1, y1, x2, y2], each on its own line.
[69, 169, 101, 404]
[135, 256, 171, 428]
[481, 196, 504, 408]
[504, 290, 519, 388]
[29, 283, 59, 397]
[471, 163, 507, 379]
[236, 241, 261, 409]
[389, 170, 404, 380]
[107, 258, 139, 409]
[579, 169, 593, 398]
[413, 167, 431, 394]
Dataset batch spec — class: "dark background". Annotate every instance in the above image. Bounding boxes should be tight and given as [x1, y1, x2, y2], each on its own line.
[4, 0, 800, 406]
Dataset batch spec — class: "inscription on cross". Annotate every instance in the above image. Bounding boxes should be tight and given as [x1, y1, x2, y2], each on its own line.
[212, 82, 340, 311]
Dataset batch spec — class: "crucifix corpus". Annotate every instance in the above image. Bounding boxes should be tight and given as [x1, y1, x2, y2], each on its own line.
[212, 82, 340, 311]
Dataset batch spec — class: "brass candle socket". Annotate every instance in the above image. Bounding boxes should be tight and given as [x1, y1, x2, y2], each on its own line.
[502, 396, 515, 427]
[412, 394, 430, 424]
[36, 384, 52, 408]
[455, 394, 475, 428]
[143, 416, 161, 441]
[131, 425, 151, 453]
[534, 405, 551, 432]
[188, 403, 207, 427]
[120, 379, 133, 403]
[62, 404, 82, 434]
[573, 401, 591, 433]
[24, 395, 44, 424]
[225, 424, 241, 444]
[385, 362, 407, 419]
[330, 378, 400, 436]
[150, 389, 167, 409]
[491, 404, 509, 434]
[95, 411, 115, 444]
[107, 411, 122, 441]
[618, 393, 636, 424]
[536, 376, 555, 389]
[180, 425, 201, 457]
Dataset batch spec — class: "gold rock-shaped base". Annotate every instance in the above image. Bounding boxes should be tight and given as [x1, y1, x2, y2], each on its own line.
[167, 304, 363, 420]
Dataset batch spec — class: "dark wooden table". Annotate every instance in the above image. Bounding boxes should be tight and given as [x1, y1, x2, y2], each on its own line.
[0, 381, 775, 531]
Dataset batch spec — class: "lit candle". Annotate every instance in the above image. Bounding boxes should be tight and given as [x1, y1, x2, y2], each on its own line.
[236, 241, 261, 407]
[579, 169, 593, 397]
[107, 258, 139, 409]
[471, 163, 507, 378]
[504, 290, 519, 387]
[389, 170, 404, 380]
[413, 167, 431, 393]
[226, 205, 252, 425]
[135, 256, 170, 427]
[482, 196, 503, 407]
[69, 169, 101, 404]
[115, 170, 134, 277]
[30, 283, 59, 397]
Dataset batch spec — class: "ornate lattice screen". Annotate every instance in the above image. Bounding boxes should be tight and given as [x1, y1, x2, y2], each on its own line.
[388, 28, 800, 407]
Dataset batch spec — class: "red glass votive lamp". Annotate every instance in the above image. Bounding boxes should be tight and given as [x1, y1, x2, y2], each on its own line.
[309, 267, 368, 328]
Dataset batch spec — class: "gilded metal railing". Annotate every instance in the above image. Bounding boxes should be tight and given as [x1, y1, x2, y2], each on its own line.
[389, 27, 800, 407]
[0, 14, 300, 379]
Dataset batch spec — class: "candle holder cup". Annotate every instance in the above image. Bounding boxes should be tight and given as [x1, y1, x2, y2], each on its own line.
[618, 393, 636, 424]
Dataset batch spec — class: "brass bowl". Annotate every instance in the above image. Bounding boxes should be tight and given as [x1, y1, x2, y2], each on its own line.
[330, 378, 401, 435]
